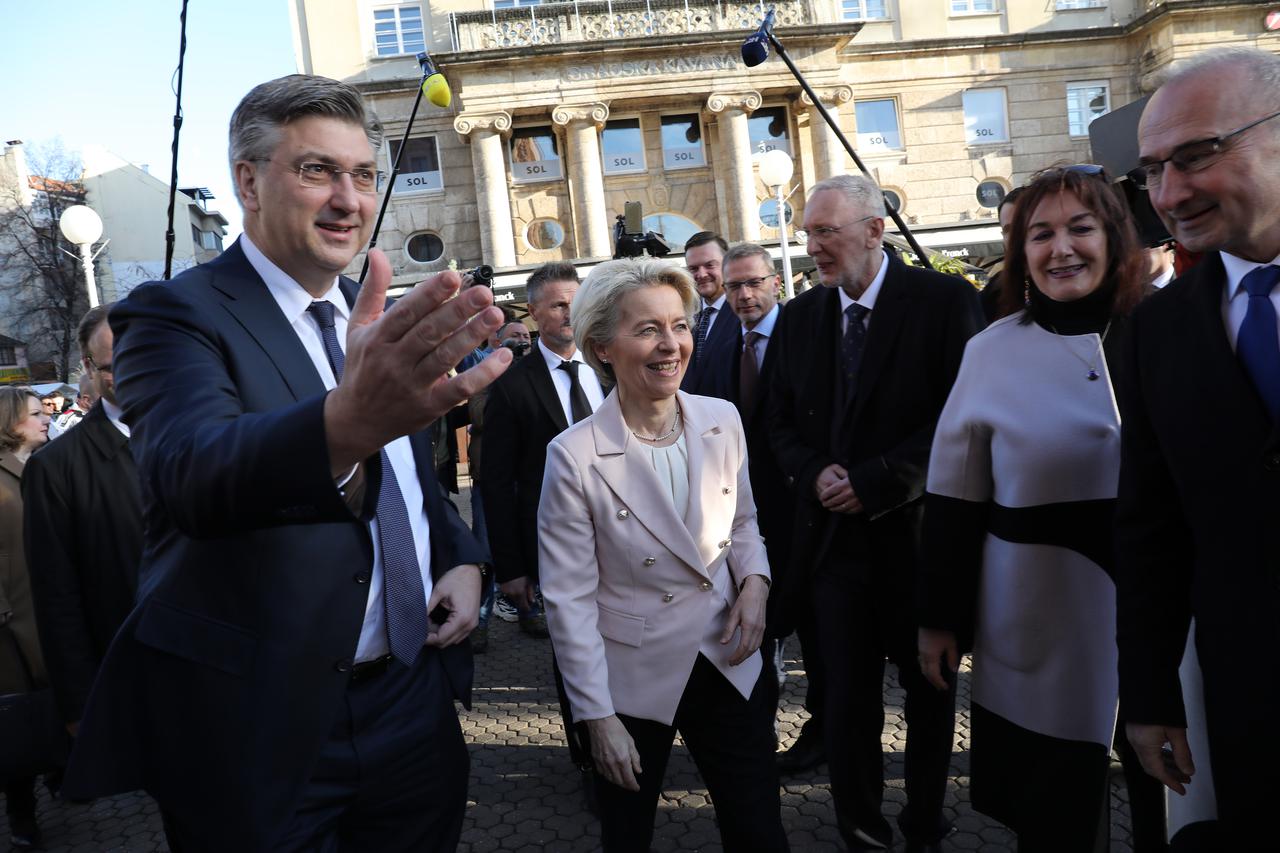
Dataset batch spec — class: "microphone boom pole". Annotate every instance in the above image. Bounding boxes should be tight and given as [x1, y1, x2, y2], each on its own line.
[762, 28, 932, 265]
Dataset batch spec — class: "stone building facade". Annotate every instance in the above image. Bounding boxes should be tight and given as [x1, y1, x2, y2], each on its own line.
[289, 0, 1279, 297]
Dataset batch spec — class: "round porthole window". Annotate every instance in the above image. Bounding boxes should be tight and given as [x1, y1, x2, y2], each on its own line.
[525, 219, 565, 251]
[406, 232, 444, 264]
[976, 180, 1008, 209]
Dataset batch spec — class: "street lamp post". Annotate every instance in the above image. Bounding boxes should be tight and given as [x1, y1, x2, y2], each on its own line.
[758, 149, 795, 300]
[58, 205, 105, 309]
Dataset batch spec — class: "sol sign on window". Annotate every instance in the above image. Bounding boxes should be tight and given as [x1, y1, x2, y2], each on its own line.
[963, 90, 1009, 145]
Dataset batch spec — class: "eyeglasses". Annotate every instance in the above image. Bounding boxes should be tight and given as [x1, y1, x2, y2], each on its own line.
[724, 274, 778, 293]
[1127, 110, 1280, 190]
[86, 354, 112, 375]
[254, 159, 384, 194]
[796, 214, 879, 243]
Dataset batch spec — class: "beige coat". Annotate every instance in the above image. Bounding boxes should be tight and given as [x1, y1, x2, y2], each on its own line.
[538, 390, 769, 726]
[0, 450, 48, 693]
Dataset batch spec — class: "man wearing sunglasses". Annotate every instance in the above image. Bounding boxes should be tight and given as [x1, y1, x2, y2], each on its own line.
[1117, 46, 1280, 848]
[59, 75, 510, 852]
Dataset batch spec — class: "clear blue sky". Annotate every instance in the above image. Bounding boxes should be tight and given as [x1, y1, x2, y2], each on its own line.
[7, 0, 299, 239]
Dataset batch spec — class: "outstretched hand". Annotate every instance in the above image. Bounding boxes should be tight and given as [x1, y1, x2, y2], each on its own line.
[325, 248, 512, 473]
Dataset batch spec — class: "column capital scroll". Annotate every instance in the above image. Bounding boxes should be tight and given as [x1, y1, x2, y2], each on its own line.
[705, 91, 762, 115]
[799, 86, 853, 108]
[453, 111, 513, 141]
[551, 102, 610, 129]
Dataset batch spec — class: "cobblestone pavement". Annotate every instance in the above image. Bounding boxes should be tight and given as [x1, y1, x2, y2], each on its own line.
[2, 486, 1141, 852]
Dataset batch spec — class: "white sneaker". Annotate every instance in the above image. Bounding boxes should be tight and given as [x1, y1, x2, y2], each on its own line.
[494, 596, 520, 623]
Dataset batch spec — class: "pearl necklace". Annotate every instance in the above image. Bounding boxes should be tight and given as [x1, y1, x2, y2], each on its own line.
[1047, 319, 1113, 381]
[632, 409, 681, 442]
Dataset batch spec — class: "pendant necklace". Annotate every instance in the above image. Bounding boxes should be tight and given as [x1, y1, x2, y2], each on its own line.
[1047, 319, 1113, 381]
[632, 408, 682, 442]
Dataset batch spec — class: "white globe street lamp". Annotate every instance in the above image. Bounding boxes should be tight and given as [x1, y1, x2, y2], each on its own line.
[59, 205, 105, 309]
[757, 149, 796, 299]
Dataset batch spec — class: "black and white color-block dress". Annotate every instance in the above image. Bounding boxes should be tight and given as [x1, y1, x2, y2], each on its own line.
[919, 310, 1122, 842]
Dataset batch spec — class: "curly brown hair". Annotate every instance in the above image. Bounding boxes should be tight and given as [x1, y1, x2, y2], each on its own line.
[998, 166, 1146, 322]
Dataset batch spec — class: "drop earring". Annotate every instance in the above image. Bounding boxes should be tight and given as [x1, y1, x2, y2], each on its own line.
[1023, 281, 1031, 308]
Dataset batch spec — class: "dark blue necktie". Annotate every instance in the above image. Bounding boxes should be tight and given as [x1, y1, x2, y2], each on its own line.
[308, 301, 428, 666]
[1237, 265, 1280, 422]
[694, 305, 716, 364]
[841, 303, 870, 394]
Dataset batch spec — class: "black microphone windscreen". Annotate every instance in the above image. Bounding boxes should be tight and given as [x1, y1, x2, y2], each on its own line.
[742, 33, 769, 67]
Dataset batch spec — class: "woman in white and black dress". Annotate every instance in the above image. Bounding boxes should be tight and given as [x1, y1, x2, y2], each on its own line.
[915, 166, 1148, 851]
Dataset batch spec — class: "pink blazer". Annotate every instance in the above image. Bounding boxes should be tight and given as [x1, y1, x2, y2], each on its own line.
[538, 390, 770, 726]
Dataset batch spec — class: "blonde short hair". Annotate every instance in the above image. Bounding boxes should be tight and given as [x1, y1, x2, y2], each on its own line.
[572, 258, 699, 383]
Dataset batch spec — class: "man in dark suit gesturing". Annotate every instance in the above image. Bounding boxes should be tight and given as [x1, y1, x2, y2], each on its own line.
[769, 175, 981, 852]
[61, 75, 510, 852]
[22, 305, 142, 737]
[1117, 47, 1280, 846]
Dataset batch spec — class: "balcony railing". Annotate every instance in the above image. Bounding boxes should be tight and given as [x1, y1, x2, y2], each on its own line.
[448, 0, 813, 52]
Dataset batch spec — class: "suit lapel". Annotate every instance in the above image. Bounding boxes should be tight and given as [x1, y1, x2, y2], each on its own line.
[588, 393, 707, 577]
[211, 241, 328, 403]
[79, 404, 130, 464]
[530, 355, 570, 433]
[848, 258, 908, 430]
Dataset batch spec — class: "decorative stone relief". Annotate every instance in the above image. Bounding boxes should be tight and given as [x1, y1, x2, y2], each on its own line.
[551, 103, 611, 129]
[453, 112, 513, 140]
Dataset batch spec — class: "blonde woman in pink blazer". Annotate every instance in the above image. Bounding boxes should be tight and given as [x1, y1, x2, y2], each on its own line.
[538, 258, 789, 853]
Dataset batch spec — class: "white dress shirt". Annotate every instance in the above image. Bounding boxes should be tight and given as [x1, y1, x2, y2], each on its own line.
[699, 292, 729, 335]
[538, 339, 606, 423]
[1221, 250, 1280, 353]
[837, 249, 890, 333]
[740, 303, 781, 372]
[242, 234, 433, 663]
[102, 399, 130, 438]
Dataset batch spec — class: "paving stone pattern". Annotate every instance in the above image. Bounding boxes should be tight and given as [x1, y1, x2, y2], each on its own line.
[2, 487, 1140, 852]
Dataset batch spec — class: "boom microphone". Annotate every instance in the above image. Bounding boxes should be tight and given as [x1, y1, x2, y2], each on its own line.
[741, 8, 775, 68]
[417, 52, 452, 108]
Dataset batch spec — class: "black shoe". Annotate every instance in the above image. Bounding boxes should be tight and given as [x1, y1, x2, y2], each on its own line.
[776, 730, 825, 774]
[9, 813, 42, 849]
[519, 613, 550, 639]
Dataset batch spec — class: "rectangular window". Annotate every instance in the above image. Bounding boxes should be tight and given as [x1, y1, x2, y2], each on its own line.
[840, 0, 887, 20]
[748, 106, 791, 156]
[510, 127, 562, 183]
[661, 114, 706, 170]
[951, 0, 996, 13]
[200, 230, 222, 251]
[854, 99, 902, 152]
[1056, 1, 1106, 9]
[963, 89, 1009, 145]
[494, 0, 542, 6]
[1066, 82, 1110, 137]
[373, 4, 424, 57]
[390, 136, 442, 193]
[191, 224, 201, 245]
[601, 119, 646, 176]
[0, 347, 14, 365]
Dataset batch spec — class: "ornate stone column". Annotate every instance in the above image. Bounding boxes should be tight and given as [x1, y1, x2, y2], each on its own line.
[706, 91, 762, 241]
[801, 86, 854, 181]
[551, 102, 611, 260]
[454, 111, 517, 269]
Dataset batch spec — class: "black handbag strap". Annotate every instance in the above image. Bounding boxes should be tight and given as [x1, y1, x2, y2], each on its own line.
[2, 623, 38, 692]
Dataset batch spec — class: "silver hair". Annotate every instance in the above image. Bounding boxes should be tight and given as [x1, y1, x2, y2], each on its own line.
[809, 174, 887, 219]
[572, 258, 699, 384]
[228, 75, 383, 203]
[1158, 46, 1280, 100]
[721, 242, 775, 272]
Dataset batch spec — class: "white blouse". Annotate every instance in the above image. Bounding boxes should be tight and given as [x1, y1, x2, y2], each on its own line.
[636, 433, 690, 521]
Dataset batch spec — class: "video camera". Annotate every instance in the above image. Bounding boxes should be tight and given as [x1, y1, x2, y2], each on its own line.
[461, 265, 494, 289]
[500, 339, 531, 359]
[613, 201, 670, 259]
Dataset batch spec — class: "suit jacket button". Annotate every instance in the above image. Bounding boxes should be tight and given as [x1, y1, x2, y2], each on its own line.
[617, 509, 630, 519]
[644, 557, 656, 566]
[354, 572, 371, 584]
[333, 659, 352, 673]
[700, 581, 712, 591]
[718, 539, 731, 549]
[662, 593, 674, 603]
[722, 487, 731, 494]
